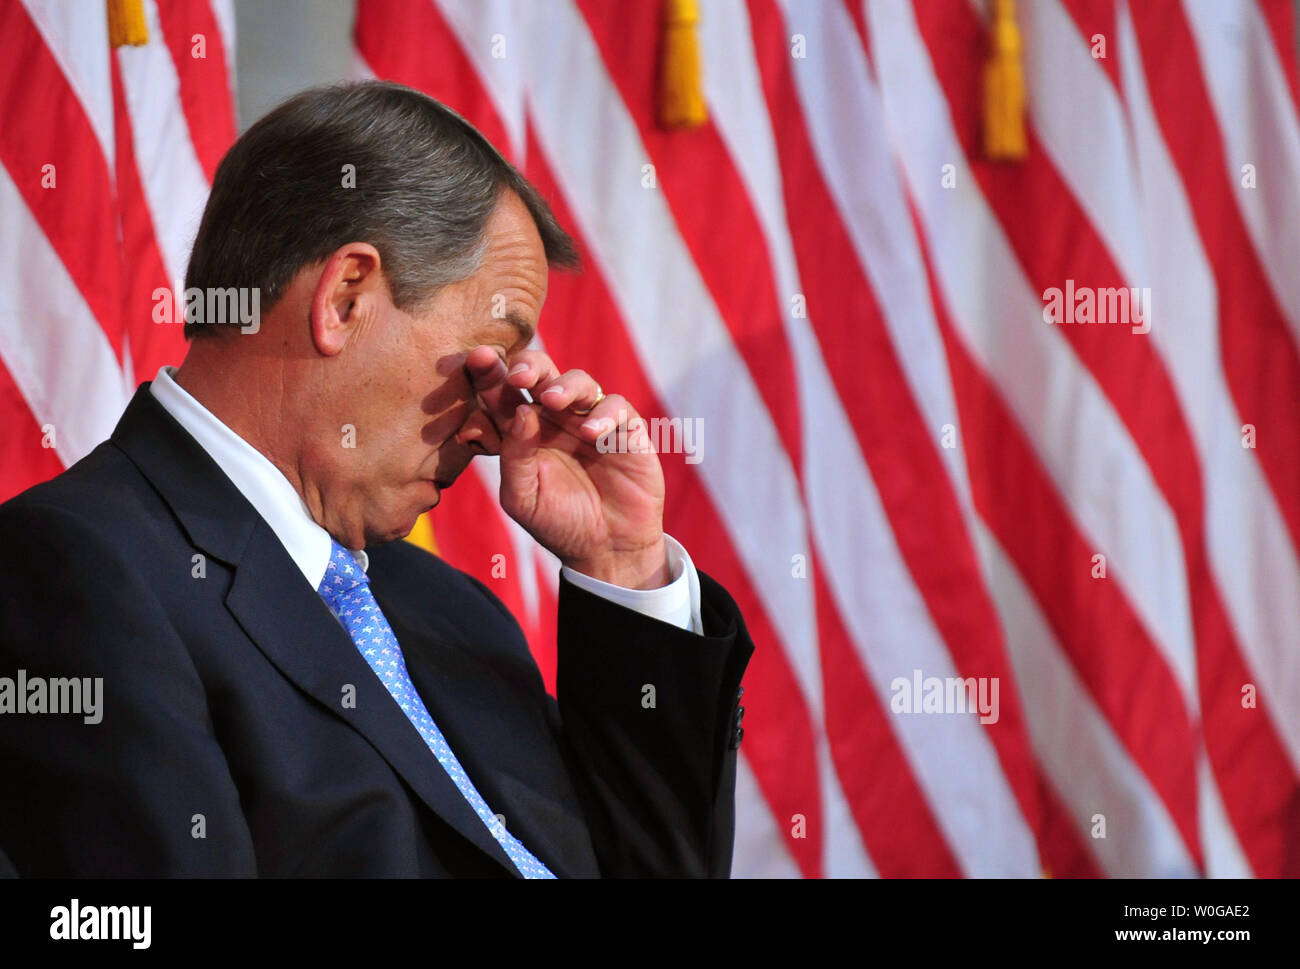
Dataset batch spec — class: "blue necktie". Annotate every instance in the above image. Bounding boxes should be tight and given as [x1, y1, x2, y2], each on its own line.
[317, 540, 555, 879]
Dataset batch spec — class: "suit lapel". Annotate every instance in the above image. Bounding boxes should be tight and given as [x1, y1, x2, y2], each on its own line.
[111, 386, 521, 877]
[224, 522, 521, 876]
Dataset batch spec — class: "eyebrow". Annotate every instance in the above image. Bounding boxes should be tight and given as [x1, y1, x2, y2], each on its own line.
[502, 309, 536, 347]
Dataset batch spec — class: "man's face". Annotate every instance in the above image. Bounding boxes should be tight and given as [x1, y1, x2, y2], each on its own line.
[303, 189, 547, 547]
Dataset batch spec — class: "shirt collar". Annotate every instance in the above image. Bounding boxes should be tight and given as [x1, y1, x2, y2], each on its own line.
[149, 366, 367, 590]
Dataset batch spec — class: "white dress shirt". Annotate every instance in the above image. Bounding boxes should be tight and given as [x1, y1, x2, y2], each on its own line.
[149, 366, 703, 634]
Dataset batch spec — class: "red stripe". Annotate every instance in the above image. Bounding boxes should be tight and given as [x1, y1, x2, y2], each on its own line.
[524, 121, 825, 875]
[578, 0, 959, 875]
[0, 359, 66, 504]
[530, 553, 560, 696]
[154, 0, 237, 183]
[110, 52, 188, 384]
[750, 0, 1095, 874]
[356, 0, 516, 159]
[0, 1, 124, 357]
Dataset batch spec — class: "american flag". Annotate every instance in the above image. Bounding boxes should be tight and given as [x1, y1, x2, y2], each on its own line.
[5, 0, 1298, 878]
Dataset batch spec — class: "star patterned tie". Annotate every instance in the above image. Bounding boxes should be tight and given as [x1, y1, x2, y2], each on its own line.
[316, 540, 555, 879]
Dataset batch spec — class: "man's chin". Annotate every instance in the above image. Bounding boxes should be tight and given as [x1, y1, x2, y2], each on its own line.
[366, 495, 442, 546]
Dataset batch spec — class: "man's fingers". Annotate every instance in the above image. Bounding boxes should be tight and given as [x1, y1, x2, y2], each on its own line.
[464, 345, 509, 383]
[464, 346, 528, 425]
[500, 349, 602, 416]
[466, 346, 572, 419]
[498, 403, 542, 516]
[503, 352, 606, 419]
[533, 370, 605, 415]
[540, 393, 654, 453]
[469, 347, 649, 456]
[503, 349, 562, 393]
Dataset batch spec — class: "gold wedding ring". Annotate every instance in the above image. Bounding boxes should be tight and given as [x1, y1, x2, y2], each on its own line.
[572, 385, 605, 416]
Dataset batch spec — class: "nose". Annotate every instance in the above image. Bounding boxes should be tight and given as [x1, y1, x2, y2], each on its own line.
[454, 397, 504, 456]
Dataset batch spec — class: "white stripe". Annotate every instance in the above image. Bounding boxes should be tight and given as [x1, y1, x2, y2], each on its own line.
[1183, 0, 1300, 349]
[818, 739, 875, 877]
[868, 0, 1199, 717]
[732, 754, 809, 878]
[1197, 752, 1251, 878]
[972, 522, 1198, 877]
[23, 0, 115, 176]
[703, 0, 1038, 876]
[432, 0, 528, 163]
[210, 0, 237, 95]
[0, 169, 129, 464]
[115, 0, 212, 285]
[1115, 1, 1300, 777]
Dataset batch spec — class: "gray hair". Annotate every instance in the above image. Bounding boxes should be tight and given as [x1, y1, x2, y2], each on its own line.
[183, 80, 579, 339]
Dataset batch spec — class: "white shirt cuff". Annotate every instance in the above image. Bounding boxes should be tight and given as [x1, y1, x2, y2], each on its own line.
[560, 534, 703, 635]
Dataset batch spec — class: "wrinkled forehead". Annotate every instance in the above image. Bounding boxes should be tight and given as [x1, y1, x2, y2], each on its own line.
[469, 196, 550, 344]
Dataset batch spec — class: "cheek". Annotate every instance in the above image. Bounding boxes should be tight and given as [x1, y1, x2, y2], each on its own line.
[361, 338, 472, 459]
[416, 403, 470, 455]
[419, 368, 474, 432]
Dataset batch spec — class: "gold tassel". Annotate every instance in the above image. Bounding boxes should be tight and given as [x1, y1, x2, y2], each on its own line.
[983, 0, 1026, 161]
[107, 0, 148, 48]
[658, 0, 707, 130]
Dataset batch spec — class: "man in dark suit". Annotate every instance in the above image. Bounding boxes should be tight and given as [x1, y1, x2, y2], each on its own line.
[0, 82, 753, 877]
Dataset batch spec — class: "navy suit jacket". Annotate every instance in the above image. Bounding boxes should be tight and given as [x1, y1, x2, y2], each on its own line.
[0, 386, 754, 877]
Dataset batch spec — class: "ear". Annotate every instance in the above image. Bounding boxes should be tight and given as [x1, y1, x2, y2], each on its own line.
[308, 242, 385, 356]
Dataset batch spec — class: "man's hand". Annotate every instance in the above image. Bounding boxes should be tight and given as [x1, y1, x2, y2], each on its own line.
[464, 345, 670, 590]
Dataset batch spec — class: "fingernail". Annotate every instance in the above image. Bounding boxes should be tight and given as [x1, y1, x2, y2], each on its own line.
[582, 417, 613, 434]
[512, 406, 527, 436]
[507, 362, 529, 377]
[540, 385, 563, 398]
